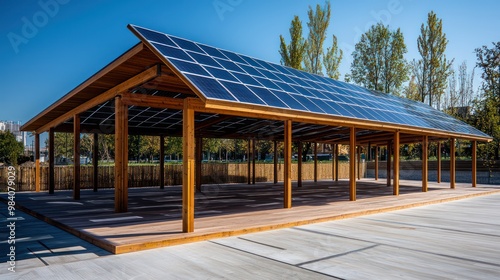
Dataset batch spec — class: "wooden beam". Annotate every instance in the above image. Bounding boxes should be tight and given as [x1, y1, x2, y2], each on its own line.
[472, 141, 477, 188]
[387, 141, 391, 187]
[349, 127, 356, 201]
[252, 139, 256, 185]
[73, 114, 81, 200]
[273, 140, 278, 184]
[49, 128, 55, 194]
[313, 142, 318, 182]
[283, 120, 292, 208]
[36, 64, 161, 134]
[35, 134, 40, 192]
[114, 97, 128, 213]
[422, 135, 428, 192]
[298, 142, 303, 188]
[334, 144, 339, 181]
[450, 138, 456, 189]
[374, 146, 379, 181]
[182, 99, 195, 232]
[393, 131, 400, 196]
[93, 133, 98, 192]
[196, 137, 202, 192]
[437, 141, 442, 183]
[121, 92, 184, 110]
[160, 135, 165, 189]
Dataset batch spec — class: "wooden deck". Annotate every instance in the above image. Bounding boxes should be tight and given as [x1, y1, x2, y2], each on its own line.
[3, 179, 499, 254]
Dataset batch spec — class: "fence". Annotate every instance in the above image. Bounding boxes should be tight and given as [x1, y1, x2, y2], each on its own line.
[0, 162, 364, 192]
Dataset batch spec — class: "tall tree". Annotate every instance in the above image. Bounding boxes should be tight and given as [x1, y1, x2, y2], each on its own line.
[350, 23, 408, 94]
[0, 131, 24, 165]
[416, 11, 453, 107]
[443, 61, 475, 120]
[303, 1, 331, 75]
[279, 15, 307, 70]
[323, 35, 343, 79]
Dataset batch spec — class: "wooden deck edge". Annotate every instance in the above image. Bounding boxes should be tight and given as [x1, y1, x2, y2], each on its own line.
[113, 189, 500, 254]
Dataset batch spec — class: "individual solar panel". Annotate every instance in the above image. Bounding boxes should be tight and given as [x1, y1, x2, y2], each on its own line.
[129, 24, 491, 139]
[184, 74, 236, 101]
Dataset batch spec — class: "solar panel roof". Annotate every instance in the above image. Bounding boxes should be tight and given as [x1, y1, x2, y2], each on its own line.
[129, 24, 490, 140]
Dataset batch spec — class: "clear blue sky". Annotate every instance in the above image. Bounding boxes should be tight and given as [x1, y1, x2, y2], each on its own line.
[1, 0, 499, 137]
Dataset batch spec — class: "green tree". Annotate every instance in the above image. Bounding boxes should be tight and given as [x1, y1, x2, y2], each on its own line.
[323, 35, 343, 79]
[0, 131, 24, 165]
[279, 15, 307, 70]
[304, 1, 331, 75]
[165, 136, 182, 160]
[416, 11, 453, 107]
[350, 23, 408, 94]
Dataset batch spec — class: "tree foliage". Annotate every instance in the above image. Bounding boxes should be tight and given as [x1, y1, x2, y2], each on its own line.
[350, 23, 408, 94]
[304, 1, 331, 75]
[415, 11, 453, 107]
[323, 35, 343, 79]
[279, 15, 307, 70]
[0, 131, 24, 165]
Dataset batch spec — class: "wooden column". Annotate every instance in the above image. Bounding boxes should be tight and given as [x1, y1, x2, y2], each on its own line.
[349, 127, 356, 201]
[49, 128, 55, 194]
[335, 144, 339, 181]
[247, 139, 251, 185]
[387, 141, 392, 187]
[298, 142, 303, 188]
[35, 133, 40, 192]
[472, 141, 477, 187]
[196, 137, 202, 192]
[313, 142, 318, 182]
[73, 114, 81, 200]
[422, 135, 428, 192]
[374, 146, 379, 180]
[283, 120, 292, 208]
[393, 131, 400, 196]
[160, 135, 165, 189]
[437, 141, 442, 183]
[273, 140, 278, 184]
[450, 138, 456, 189]
[357, 146, 361, 180]
[252, 139, 256, 185]
[182, 99, 195, 232]
[331, 144, 335, 181]
[114, 97, 128, 213]
[93, 133, 98, 192]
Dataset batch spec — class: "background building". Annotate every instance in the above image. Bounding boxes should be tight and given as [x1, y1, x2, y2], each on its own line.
[0, 120, 27, 146]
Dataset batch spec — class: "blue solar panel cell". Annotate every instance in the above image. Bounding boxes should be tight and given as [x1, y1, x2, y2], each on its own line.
[184, 74, 236, 101]
[231, 72, 263, 87]
[168, 59, 211, 76]
[247, 86, 289, 109]
[198, 44, 228, 59]
[214, 58, 245, 73]
[134, 26, 176, 46]
[219, 50, 248, 64]
[187, 51, 222, 68]
[152, 43, 193, 62]
[238, 64, 265, 77]
[254, 77, 282, 90]
[219, 81, 266, 105]
[203, 66, 239, 82]
[169, 36, 206, 54]
[270, 90, 308, 111]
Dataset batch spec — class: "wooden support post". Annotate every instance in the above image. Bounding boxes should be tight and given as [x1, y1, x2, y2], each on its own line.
[331, 144, 335, 181]
[160, 135, 165, 189]
[450, 138, 456, 189]
[349, 127, 356, 201]
[374, 146, 379, 181]
[422, 135, 428, 192]
[35, 133, 40, 192]
[298, 142, 303, 188]
[273, 140, 278, 184]
[357, 146, 361, 180]
[196, 137, 202, 192]
[73, 114, 81, 200]
[437, 141, 442, 183]
[182, 99, 195, 232]
[472, 141, 477, 188]
[283, 120, 292, 208]
[114, 97, 128, 213]
[313, 142, 318, 182]
[335, 144, 339, 181]
[252, 139, 256, 185]
[93, 133, 98, 192]
[387, 141, 391, 187]
[393, 131, 400, 196]
[49, 128, 55, 194]
[247, 139, 251, 185]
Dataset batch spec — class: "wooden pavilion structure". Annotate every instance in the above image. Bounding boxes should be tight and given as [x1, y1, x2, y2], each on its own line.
[22, 25, 492, 233]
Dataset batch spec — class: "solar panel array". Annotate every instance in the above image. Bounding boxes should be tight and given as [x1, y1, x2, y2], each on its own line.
[129, 25, 490, 139]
